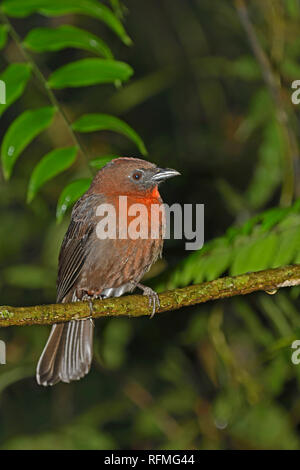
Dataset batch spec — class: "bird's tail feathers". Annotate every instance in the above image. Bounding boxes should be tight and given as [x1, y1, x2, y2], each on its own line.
[36, 319, 94, 386]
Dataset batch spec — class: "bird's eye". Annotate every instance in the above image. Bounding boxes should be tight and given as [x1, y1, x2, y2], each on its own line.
[132, 171, 142, 181]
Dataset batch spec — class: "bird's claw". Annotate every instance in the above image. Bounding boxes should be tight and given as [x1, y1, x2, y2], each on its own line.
[88, 300, 95, 326]
[136, 284, 160, 319]
[81, 293, 95, 326]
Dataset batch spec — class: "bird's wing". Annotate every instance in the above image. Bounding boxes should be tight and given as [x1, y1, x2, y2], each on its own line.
[56, 193, 104, 303]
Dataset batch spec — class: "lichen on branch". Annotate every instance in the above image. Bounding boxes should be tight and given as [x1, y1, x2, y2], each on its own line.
[0, 264, 300, 327]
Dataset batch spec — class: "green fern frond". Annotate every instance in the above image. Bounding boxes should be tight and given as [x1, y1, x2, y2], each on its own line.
[158, 201, 300, 291]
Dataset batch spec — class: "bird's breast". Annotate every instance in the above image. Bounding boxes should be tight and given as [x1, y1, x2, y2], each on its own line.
[99, 193, 165, 240]
[77, 192, 164, 295]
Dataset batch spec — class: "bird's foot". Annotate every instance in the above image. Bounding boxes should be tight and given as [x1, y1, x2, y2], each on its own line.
[136, 283, 160, 319]
[88, 300, 95, 326]
[81, 293, 97, 326]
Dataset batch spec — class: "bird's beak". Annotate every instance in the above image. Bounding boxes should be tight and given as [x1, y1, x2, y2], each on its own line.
[150, 167, 181, 184]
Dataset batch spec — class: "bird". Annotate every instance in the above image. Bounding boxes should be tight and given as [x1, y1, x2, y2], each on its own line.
[36, 157, 180, 386]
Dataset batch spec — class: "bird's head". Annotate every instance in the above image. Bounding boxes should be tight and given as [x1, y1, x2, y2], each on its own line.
[90, 157, 180, 197]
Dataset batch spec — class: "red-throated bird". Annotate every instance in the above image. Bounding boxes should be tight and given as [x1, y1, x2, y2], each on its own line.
[36, 157, 180, 386]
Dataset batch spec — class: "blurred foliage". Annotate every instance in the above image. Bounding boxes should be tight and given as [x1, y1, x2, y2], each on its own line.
[1, 0, 300, 451]
[0, 0, 143, 213]
[158, 199, 300, 290]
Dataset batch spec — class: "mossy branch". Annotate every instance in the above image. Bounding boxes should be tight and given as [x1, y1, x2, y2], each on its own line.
[1, 264, 300, 327]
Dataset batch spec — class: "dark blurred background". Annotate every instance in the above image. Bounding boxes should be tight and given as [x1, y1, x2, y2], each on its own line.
[1, 0, 300, 449]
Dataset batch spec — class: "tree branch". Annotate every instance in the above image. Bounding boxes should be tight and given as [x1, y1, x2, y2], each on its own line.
[1, 264, 300, 327]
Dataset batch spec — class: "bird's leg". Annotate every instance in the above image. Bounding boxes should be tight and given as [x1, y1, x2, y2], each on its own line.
[88, 300, 95, 327]
[135, 283, 160, 319]
[81, 292, 97, 326]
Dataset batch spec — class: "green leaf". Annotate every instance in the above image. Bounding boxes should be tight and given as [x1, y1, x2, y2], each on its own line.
[56, 177, 92, 223]
[260, 207, 290, 232]
[72, 114, 147, 155]
[23, 25, 113, 58]
[175, 253, 202, 287]
[89, 155, 117, 170]
[110, 0, 125, 20]
[27, 146, 78, 203]
[231, 56, 261, 80]
[286, 0, 300, 18]
[0, 63, 31, 117]
[230, 233, 278, 276]
[0, 25, 8, 50]
[2, 0, 132, 45]
[202, 246, 232, 281]
[281, 58, 300, 78]
[48, 58, 133, 89]
[158, 197, 300, 292]
[293, 243, 300, 264]
[272, 226, 300, 268]
[1, 106, 56, 180]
